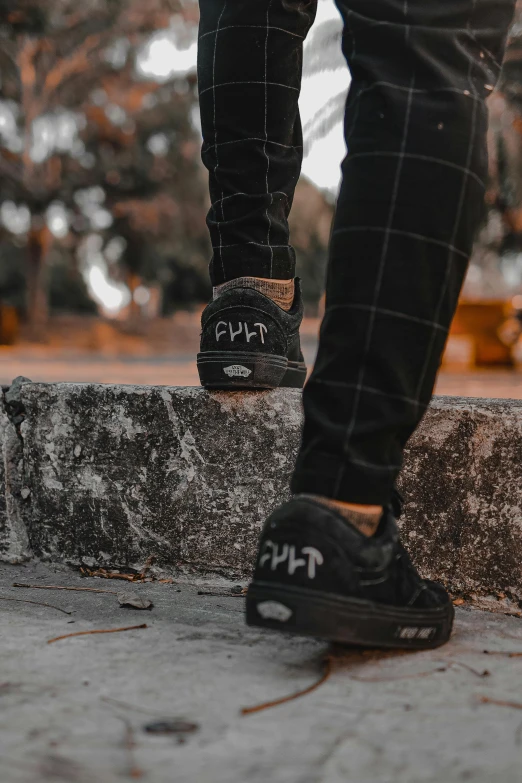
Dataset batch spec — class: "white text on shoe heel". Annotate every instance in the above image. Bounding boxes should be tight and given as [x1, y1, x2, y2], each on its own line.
[259, 540, 324, 579]
[215, 321, 267, 344]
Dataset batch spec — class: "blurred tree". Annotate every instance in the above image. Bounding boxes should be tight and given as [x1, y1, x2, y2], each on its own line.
[0, 0, 362, 338]
[48, 247, 99, 314]
[0, 0, 208, 337]
[465, 2, 522, 299]
[289, 179, 334, 313]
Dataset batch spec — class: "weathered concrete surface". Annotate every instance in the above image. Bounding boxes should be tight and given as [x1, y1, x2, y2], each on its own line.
[2, 561, 522, 783]
[19, 383, 302, 575]
[0, 385, 30, 563]
[398, 396, 522, 601]
[3, 381, 522, 600]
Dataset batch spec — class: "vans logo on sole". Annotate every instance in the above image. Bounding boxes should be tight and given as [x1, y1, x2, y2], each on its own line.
[223, 365, 252, 378]
[257, 601, 293, 622]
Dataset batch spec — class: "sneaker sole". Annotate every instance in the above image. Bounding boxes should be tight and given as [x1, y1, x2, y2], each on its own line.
[246, 581, 454, 650]
[197, 351, 307, 390]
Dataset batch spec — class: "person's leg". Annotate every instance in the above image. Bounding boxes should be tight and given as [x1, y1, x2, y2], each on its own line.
[197, 0, 317, 390]
[247, 0, 515, 649]
[197, 0, 317, 286]
[292, 0, 516, 507]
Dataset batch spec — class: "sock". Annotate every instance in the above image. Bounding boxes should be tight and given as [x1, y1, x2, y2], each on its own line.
[298, 494, 383, 537]
[213, 277, 295, 312]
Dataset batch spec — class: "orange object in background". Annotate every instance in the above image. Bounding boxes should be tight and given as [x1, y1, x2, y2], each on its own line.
[0, 305, 20, 346]
[445, 301, 513, 368]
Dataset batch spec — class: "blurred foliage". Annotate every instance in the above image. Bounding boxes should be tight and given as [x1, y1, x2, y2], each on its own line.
[466, 1, 522, 299]
[4, 0, 522, 338]
[0, 241, 26, 307]
[48, 250, 99, 314]
[0, 0, 210, 331]
[0, 0, 337, 335]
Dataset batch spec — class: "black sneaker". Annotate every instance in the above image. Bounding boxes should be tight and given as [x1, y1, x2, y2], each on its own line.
[197, 279, 307, 390]
[246, 498, 454, 649]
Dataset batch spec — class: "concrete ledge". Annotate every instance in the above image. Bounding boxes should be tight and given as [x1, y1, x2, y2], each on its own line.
[0, 383, 30, 563]
[14, 384, 303, 575]
[1, 382, 522, 599]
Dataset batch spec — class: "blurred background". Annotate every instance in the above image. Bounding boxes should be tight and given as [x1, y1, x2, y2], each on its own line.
[2, 0, 522, 398]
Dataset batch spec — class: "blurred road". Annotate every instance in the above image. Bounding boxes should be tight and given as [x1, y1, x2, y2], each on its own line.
[3, 355, 522, 399]
[2, 315, 522, 399]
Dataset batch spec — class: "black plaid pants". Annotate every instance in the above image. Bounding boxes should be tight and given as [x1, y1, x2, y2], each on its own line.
[198, 0, 515, 505]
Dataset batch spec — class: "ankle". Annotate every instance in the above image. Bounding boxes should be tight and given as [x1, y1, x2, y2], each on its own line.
[302, 495, 384, 537]
[213, 277, 295, 311]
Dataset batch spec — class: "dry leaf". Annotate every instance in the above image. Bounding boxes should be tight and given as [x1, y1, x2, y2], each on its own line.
[117, 592, 153, 610]
[241, 656, 333, 715]
[48, 624, 147, 644]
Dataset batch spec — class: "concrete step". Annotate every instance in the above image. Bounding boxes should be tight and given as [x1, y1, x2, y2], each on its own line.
[1, 379, 522, 601]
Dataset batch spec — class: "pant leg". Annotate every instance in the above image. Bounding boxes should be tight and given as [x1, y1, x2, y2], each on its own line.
[292, 0, 516, 505]
[197, 0, 317, 285]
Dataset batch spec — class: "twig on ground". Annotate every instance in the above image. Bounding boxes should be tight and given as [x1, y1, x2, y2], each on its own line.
[13, 582, 117, 595]
[197, 590, 245, 598]
[119, 717, 143, 779]
[483, 650, 522, 658]
[101, 696, 168, 717]
[478, 695, 522, 710]
[241, 656, 333, 716]
[47, 624, 147, 644]
[496, 630, 522, 642]
[0, 596, 72, 615]
[346, 666, 447, 683]
[447, 661, 490, 678]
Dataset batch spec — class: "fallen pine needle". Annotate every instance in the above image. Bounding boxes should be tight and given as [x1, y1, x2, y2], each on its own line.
[478, 696, 522, 710]
[47, 624, 147, 644]
[241, 656, 332, 716]
[346, 666, 447, 683]
[101, 696, 168, 717]
[0, 596, 72, 615]
[120, 718, 143, 779]
[13, 582, 117, 595]
[448, 661, 490, 678]
[483, 649, 522, 658]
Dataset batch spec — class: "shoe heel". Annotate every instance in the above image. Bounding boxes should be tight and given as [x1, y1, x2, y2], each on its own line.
[246, 581, 454, 650]
[197, 351, 288, 390]
[280, 361, 307, 389]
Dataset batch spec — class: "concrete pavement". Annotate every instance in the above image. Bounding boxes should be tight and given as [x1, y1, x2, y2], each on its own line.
[2, 561, 522, 783]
